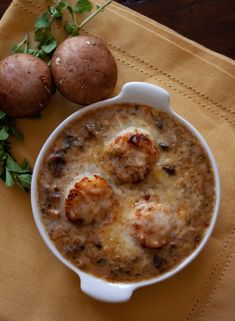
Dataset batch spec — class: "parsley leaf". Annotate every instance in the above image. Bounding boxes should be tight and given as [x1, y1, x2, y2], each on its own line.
[0, 111, 6, 120]
[0, 111, 32, 192]
[65, 22, 79, 36]
[0, 127, 9, 140]
[35, 13, 50, 29]
[17, 173, 32, 189]
[49, 2, 67, 19]
[57, 2, 67, 12]
[11, 1, 113, 60]
[6, 154, 31, 174]
[41, 37, 57, 54]
[74, 0, 93, 13]
[5, 168, 14, 187]
[67, 4, 74, 15]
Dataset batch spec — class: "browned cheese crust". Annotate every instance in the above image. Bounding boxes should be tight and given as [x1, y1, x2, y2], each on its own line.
[37, 104, 215, 282]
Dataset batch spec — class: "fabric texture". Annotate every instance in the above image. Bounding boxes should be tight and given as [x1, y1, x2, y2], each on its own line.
[0, 1, 234, 320]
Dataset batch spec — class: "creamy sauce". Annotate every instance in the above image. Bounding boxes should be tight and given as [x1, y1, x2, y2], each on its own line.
[37, 104, 215, 282]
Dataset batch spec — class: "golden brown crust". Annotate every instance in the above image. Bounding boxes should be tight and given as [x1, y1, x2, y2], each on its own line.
[37, 104, 215, 282]
[103, 130, 159, 183]
[65, 175, 115, 224]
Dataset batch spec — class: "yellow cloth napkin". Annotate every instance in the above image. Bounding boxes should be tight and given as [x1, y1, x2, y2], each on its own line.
[0, 1, 235, 320]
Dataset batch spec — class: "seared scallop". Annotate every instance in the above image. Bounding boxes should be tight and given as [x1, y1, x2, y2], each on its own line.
[103, 129, 159, 183]
[65, 175, 114, 224]
[132, 200, 190, 248]
[132, 200, 173, 248]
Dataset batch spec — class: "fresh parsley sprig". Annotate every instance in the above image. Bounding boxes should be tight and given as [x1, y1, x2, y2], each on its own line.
[0, 111, 32, 192]
[12, 0, 112, 59]
[8, 0, 112, 192]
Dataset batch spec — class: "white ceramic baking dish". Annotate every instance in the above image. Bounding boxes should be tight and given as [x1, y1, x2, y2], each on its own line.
[31, 82, 220, 303]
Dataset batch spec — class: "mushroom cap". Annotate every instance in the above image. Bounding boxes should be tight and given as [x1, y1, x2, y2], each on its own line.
[51, 36, 117, 105]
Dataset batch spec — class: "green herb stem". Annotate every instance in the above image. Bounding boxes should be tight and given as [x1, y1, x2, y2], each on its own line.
[18, 34, 28, 48]
[12, 33, 29, 54]
[71, 9, 79, 26]
[24, 33, 29, 53]
[12, 0, 112, 58]
[78, 0, 112, 30]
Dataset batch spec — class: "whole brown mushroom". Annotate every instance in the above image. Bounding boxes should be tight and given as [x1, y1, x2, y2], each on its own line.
[0, 53, 53, 117]
[51, 36, 117, 105]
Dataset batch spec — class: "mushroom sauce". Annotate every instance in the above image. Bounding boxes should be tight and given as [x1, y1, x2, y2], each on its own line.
[37, 104, 215, 282]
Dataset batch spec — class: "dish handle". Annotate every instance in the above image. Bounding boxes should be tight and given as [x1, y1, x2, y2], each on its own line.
[79, 272, 135, 303]
[116, 82, 171, 113]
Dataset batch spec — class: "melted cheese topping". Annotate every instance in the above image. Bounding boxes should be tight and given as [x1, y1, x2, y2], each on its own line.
[132, 200, 189, 248]
[37, 104, 215, 282]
